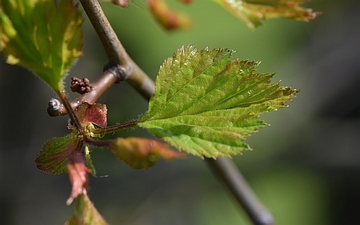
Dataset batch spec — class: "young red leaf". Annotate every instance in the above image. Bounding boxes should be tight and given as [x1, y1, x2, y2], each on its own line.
[75, 102, 108, 129]
[65, 194, 107, 225]
[35, 132, 82, 174]
[147, 0, 191, 30]
[110, 137, 186, 169]
[215, 0, 321, 29]
[66, 152, 89, 206]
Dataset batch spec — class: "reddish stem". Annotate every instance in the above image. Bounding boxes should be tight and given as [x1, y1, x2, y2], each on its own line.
[92, 120, 138, 135]
[83, 135, 111, 147]
[57, 91, 83, 133]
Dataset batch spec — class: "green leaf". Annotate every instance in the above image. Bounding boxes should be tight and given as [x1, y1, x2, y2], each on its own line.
[110, 137, 186, 169]
[65, 194, 107, 225]
[0, 0, 83, 92]
[138, 46, 298, 158]
[214, 0, 321, 29]
[35, 132, 82, 174]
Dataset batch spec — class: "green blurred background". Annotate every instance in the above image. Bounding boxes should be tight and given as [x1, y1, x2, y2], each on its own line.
[1, 0, 359, 224]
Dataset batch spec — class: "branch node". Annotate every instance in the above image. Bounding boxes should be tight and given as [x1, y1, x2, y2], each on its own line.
[104, 63, 130, 83]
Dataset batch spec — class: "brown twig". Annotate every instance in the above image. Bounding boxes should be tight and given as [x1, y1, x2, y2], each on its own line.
[79, 0, 155, 100]
[48, 67, 120, 116]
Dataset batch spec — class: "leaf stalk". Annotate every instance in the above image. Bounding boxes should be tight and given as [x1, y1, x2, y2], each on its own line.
[83, 135, 111, 147]
[92, 120, 138, 135]
[57, 91, 83, 133]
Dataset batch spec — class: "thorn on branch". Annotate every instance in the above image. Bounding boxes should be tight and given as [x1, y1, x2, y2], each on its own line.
[70, 77, 93, 94]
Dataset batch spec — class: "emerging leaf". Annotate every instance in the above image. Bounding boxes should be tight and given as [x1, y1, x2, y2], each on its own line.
[74, 102, 108, 129]
[0, 0, 83, 92]
[66, 152, 89, 206]
[35, 132, 82, 174]
[214, 0, 321, 29]
[65, 194, 107, 225]
[110, 137, 186, 169]
[138, 46, 298, 158]
[147, 0, 191, 30]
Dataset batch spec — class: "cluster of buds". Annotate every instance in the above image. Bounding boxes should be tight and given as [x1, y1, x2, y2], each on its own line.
[70, 77, 92, 94]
